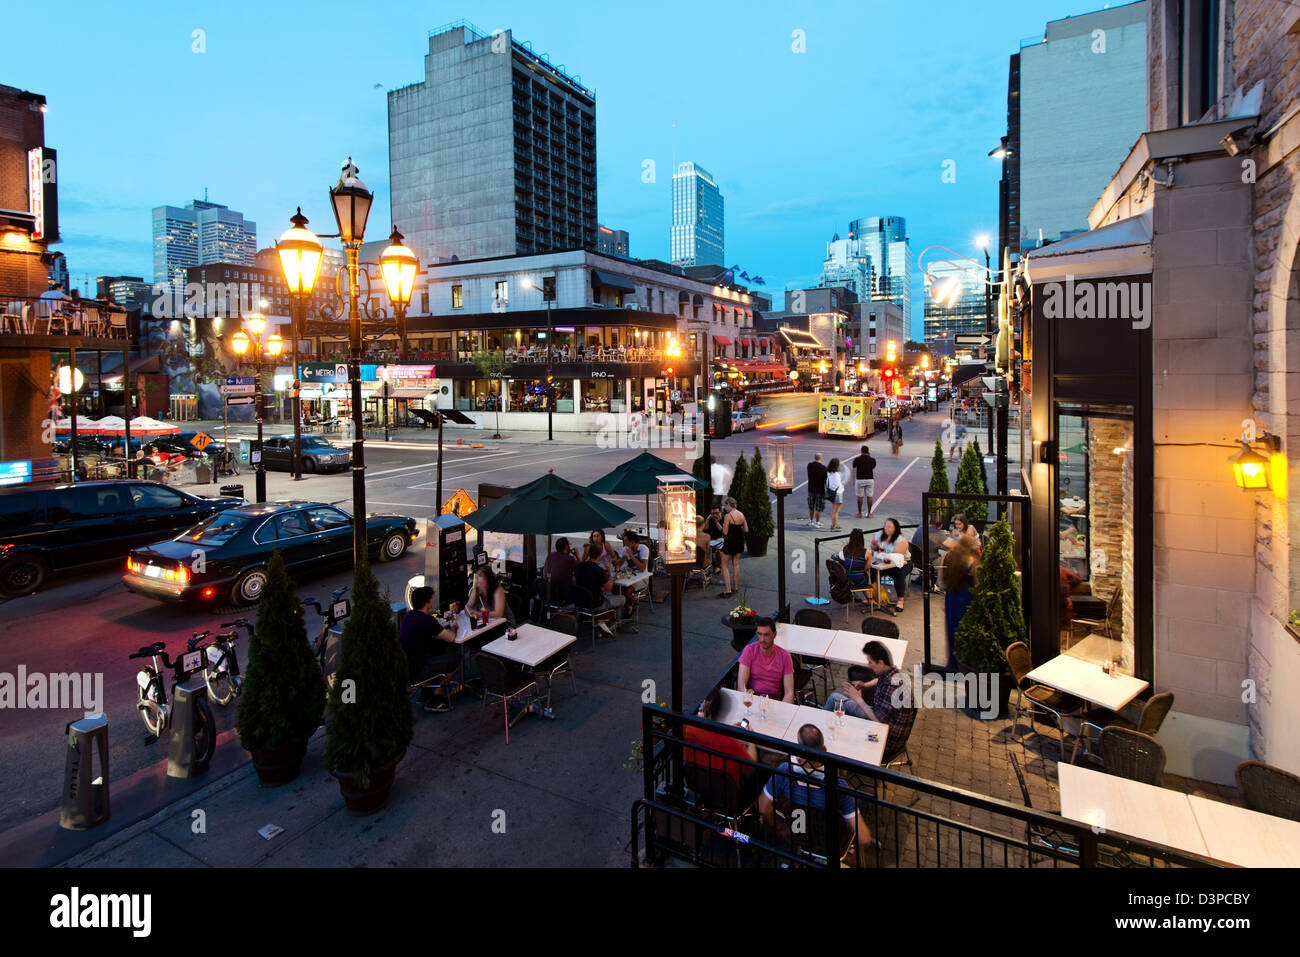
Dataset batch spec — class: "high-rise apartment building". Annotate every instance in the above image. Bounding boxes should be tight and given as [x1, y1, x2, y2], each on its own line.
[670, 162, 724, 267]
[388, 22, 597, 265]
[596, 225, 629, 257]
[152, 200, 256, 292]
[1013, 1, 1147, 250]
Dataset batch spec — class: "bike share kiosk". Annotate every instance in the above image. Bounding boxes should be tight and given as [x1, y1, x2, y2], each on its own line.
[60, 713, 110, 830]
[427, 512, 469, 612]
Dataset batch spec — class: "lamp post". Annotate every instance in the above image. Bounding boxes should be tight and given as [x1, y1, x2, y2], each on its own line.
[976, 234, 994, 457]
[767, 435, 794, 622]
[522, 275, 557, 440]
[657, 476, 698, 715]
[379, 228, 418, 444]
[230, 315, 283, 504]
[276, 207, 324, 481]
[329, 158, 375, 565]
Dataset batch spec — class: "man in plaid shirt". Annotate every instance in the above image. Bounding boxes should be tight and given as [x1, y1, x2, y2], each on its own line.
[823, 641, 914, 756]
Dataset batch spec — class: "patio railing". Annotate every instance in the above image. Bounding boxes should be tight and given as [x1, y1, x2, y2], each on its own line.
[1, 295, 130, 339]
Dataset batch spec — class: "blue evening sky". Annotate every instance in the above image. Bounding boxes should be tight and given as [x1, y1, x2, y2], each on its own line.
[10, 0, 1121, 339]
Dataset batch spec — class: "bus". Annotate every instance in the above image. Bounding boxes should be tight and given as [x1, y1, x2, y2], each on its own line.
[818, 394, 875, 438]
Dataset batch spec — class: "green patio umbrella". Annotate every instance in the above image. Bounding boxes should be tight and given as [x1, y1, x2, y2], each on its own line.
[462, 470, 635, 536]
[586, 451, 709, 532]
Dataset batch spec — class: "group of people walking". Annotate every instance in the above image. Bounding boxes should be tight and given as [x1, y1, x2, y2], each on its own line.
[806, 444, 878, 530]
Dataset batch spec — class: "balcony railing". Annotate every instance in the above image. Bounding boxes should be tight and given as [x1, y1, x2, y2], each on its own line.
[2, 295, 130, 340]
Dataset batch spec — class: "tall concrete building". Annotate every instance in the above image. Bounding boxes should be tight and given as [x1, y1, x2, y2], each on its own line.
[388, 22, 597, 266]
[1014, 1, 1148, 249]
[151, 199, 256, 292]
[670, 161, 724, 267]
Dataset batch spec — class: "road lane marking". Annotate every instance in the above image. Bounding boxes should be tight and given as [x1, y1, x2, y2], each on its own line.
[870, 457, 920, 511]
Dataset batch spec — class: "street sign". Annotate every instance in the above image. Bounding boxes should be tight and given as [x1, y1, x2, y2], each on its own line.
[220, 376, 255, 396]
[670, 390, 681, 402]
[190, 431, 213, 451]
[225, 395, 255, 407]
[441, 489, 476, 517]
[954, 335, 991, 347]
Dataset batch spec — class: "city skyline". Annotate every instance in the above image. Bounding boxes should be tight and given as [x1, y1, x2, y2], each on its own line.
[10, 0, 1118, 339]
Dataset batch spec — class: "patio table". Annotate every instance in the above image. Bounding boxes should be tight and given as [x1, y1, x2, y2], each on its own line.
[829, 630, 908, 670]
[1057, 762, 1208, 857]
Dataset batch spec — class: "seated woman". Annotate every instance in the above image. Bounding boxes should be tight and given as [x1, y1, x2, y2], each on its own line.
[838, 528, 869, 587]
[869, 517, 912, 613]
[464, 565, 516, 628]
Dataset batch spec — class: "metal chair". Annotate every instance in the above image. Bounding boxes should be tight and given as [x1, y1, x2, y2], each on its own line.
[1235, 760, 1300, 823]
[408, 668, 455, 714]
[1100, 727, 1165, 785]
[1005, 641, 1083, 760]
[791, 608, 832, 702]
[1073, 584, 1122, 640]
[529, 613, 577, 709]
[571, 585, 619, 649]
[793, 608, 833, 630]
[475, 652, 538, 745]
[1072, 691, 1174, 764]
[859, 616, 901, 640]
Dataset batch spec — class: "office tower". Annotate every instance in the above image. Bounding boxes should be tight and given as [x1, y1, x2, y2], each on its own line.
[596, 225, 629, 257]
[1014, 1, 1147, 249]
[152, 200, 256, 291]
[922, 259, 988, 351]
[388, 22, 597, 265]
[670, 161, 724, 267]
[845, 216, 912, 333]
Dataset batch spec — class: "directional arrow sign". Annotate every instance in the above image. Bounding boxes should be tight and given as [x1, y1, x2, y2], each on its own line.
[954, 335, 991, 347]
[220, 376, 256, 396]
[225, 395, 255, 407]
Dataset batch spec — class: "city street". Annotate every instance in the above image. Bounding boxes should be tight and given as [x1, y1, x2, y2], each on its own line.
[0, 409, 963, 835]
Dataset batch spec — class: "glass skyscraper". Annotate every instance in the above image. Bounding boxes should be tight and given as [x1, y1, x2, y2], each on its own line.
[816, 216, 911, 333]
[922, 258, 988, 353]
[152, 200, 256, 292]
[671, 162, 724, 267]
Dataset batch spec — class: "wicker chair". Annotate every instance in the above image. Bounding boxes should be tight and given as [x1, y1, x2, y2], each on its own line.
[860, 616, 901, 640]
[1006, 641, 1083, 759]
[791, 609, 832, 703]
[1072, 692, 1174, 765]
[1100, 727, 1166, 785]
[1235, 760, 1300, 823]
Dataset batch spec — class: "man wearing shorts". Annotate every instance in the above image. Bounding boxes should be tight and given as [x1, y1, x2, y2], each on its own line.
[851, 444, 876, 518]
[806, 453, 827, 528]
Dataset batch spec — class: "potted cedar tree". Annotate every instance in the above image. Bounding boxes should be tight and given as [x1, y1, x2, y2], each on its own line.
[953, 518, 1024, 719]
[742, 447, 774, 557]
[235, 551, 327, 785]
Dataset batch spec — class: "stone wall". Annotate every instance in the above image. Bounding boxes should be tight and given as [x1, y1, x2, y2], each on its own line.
[1086, 418, 1136, 669]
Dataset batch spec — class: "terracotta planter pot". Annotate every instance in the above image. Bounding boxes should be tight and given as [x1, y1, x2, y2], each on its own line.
[248, 738, 308, 787]
[332, 751, 406, 815]
[745, 533, 769, 557]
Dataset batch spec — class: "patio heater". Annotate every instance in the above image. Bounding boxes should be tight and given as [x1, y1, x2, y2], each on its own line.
[657, 475, 698, 715]
[276, 208, 325, 481]
[767, 435, 794, 622]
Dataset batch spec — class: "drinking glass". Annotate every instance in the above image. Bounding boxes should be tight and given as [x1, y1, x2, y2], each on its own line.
[743, 688, 754, 721]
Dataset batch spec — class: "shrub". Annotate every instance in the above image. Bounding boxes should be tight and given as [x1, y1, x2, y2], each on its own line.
[728, 453, 749, 503]
[744, 447, 775, 538]
[236, 551, 327, 752]
[928, 437, 950, 520]
[324, 561, 415, 788]
[956, 444, 989, 524]
[954, 518, 1025, 673]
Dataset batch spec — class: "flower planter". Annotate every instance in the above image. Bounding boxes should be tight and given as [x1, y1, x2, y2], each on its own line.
[332, 751, 405, 815]
[745, 533, 769, 557]
[722, 615, 757, 653]
[248, 738, 309, 787]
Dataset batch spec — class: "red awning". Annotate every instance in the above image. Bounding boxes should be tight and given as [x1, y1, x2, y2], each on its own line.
[732, 361, 788, 374]
[714, 336, 731, 347]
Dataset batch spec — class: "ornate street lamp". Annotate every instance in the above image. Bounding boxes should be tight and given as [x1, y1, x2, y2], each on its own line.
[379, 228, 418, 359]
[767, 435, 794, 621]
[230, 316, 280, 503]
[329, 158, 374, 565]
[276, 207, 324, 481]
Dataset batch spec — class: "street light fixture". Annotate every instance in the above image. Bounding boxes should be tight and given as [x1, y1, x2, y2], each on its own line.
[378, 228, 419, 443]
[230, 315, 278, 504]
[276, 207, 324, 482]
[767, 435, 794, 622]
[329, 158, 374, 566]
[657, 476, 698, 715]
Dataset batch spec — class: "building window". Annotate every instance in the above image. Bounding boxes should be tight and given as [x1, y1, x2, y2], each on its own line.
[495, 280, 508, 307]
[615, 291, 624, 307]
[1180, 0, 1221, 124]
[451, 284, 463, 309]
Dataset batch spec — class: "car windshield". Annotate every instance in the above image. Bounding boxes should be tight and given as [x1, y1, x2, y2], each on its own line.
[179, 511, 251, 545]
[302, 438, 334, 449]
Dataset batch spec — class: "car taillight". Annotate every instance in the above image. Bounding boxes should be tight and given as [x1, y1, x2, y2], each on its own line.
[202, 587, 215, 598]
[127, 558, 142, 573]
[163, 566, 189, 583]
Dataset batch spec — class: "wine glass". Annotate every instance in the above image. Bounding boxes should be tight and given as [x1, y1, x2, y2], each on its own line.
[834, 697, 845, 727]
[760, 694, 769, 720]
[743, 687, 754, 721]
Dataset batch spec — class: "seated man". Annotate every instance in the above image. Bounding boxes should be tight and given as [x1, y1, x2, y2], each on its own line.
[399, 586, 460, 713]
[737, 618, 795, 703]
[542, 537, 578, 604]
[823, 642, 911, 752]
[759, 724, 874, 856]
[573, 543, 620, 635]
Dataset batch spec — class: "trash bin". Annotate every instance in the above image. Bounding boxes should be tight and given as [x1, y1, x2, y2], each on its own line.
[194, 463, 213, 484]
[60, 714, 110, 830]
[220, 484, 245, 499]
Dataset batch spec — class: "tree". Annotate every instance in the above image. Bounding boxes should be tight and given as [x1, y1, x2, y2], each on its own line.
[956, 444, 989, 524]
[692, 453, 711, 519]
[971, 437, 989, 494]
[954, 518, 1025, 673]
[236, 551, 327, 753]
[743, 447, 775, 539]
[928, 437, 950, 522]
[728, 453, 749, 503]
[324, 562, 415, 788]
[470, 349, 510, 439]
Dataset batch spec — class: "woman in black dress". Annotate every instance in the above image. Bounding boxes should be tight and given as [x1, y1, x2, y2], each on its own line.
[718, 496, 748, 598]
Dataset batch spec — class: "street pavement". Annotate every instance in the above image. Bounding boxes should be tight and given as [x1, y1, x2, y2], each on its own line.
[0, 407, 1018, 865]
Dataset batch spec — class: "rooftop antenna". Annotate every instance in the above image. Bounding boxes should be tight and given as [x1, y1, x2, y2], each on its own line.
[204, 187, 208, 203]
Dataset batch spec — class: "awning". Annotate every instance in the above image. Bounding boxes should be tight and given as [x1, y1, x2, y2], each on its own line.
[714, 336, 731, 347]
[591, 269, 636, 293]
[299, 389, 324, 400]
[388, 388, 434, 399]
[732, 361, 788, 374]
[779, 327, 823, 348]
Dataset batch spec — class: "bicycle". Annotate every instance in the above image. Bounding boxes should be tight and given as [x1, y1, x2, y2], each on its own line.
[188, 618, 253, 707]
[128, 639, 217, 764]
[300, 587, 351, 683]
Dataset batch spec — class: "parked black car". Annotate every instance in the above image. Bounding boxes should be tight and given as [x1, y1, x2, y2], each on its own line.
[260, 436, 351, 473]
[122, 502, 418, 606]
[0, 481, 245, 599]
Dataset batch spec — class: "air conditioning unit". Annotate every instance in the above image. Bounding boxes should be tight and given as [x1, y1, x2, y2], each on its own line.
[625, 302, 639, 310]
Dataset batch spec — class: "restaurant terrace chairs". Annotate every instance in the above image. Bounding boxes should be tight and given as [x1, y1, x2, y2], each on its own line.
[571, 585, 619, 649]
[1006, 641, 1084, 760]
[1009, 749, 1080, 860]
[683, 764, 759, 856]
[769, 796, 855, 867]
[1235, 760, 1300, 822]
[408, 665, 456, 715]
[1071, 691, 1174, 765]
[1073, 584, 1122, 641]
[792, 608, 834, 703]
[2, 302, 31, 333]
[528, 615, 577, 710]
[859, 616, 900, 640]
[475, 652, 539, 745]
[1100, 727, 1166, 786]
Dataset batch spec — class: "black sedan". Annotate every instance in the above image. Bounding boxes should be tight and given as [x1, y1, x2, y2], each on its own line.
[122, 502, 418, 606]
[261, 436, 351, 473]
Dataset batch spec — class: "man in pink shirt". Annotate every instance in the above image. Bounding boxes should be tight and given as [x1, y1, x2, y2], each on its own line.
[737, 619, 795, 702]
